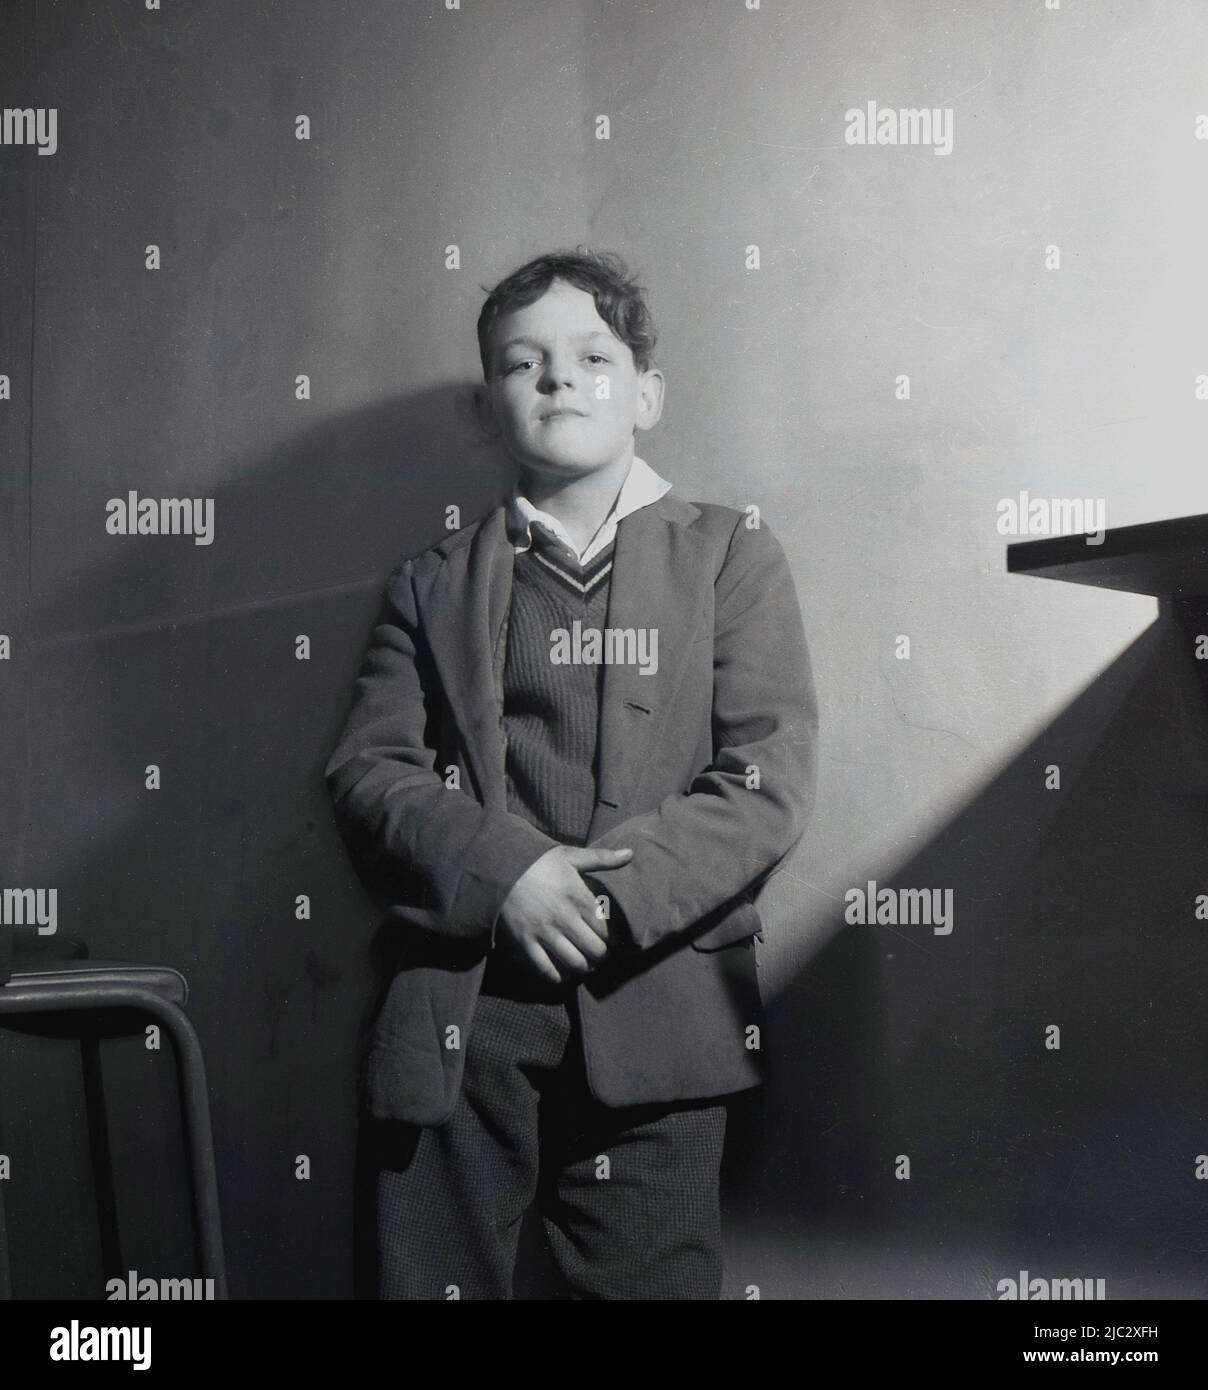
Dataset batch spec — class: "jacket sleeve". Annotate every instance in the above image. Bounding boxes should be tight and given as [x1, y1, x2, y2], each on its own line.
[324, 557, 560, 943]
[584, 515, 819, 952]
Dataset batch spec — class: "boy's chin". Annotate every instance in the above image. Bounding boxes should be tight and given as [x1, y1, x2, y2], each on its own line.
[516, 451, 617, 478]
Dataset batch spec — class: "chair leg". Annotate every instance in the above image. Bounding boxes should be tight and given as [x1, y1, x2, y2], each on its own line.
[0, 1161, 11, 1299]
[0, 987, 229, 1299]
[157, 1003, 228, 1300]
[80, 1032, 124, 1282]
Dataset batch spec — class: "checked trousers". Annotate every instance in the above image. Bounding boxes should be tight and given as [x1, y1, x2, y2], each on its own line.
[372, 968, 729, 1300]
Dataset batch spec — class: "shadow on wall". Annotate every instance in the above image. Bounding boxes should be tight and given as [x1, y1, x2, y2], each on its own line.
[4, 383, 514, 1299]
[723, 608, 1208, 1299]
[10, 394, 1208, 1299]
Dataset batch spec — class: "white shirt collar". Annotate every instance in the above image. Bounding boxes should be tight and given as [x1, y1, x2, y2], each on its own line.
[506, 454, 673, 562]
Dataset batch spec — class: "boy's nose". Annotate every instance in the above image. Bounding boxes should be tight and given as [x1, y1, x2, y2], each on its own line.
[538, 359, 575, 391]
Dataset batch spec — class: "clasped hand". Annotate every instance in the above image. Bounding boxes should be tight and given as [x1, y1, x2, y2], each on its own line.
[496, 845, 633, 985]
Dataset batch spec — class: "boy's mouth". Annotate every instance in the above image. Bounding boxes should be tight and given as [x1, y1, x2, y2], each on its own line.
[539, 407, 588, 422]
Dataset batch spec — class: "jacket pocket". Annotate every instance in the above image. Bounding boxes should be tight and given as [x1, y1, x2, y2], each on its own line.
[363, 954, 483, 1126]
[690, 896, 762, 951]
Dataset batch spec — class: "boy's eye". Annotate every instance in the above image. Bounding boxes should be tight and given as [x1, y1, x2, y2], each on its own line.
[502, 353, 609, 374]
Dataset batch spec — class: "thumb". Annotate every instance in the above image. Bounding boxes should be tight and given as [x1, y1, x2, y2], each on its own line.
[565, 846, 634, 870]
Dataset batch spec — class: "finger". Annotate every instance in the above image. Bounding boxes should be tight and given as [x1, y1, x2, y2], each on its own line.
[559, 914, 609, 961]
[542, 932, 591, 978]
[524, 941, 564, 987]
[563, 846, 634, 871]
[566, 878, 611, 938]
[578, 905, 611, 944]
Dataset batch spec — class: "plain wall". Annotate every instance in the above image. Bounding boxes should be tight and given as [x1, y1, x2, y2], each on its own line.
[2, 0, 1207, 1297]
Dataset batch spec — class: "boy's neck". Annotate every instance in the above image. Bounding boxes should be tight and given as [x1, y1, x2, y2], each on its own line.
[517, 444, 636, 553]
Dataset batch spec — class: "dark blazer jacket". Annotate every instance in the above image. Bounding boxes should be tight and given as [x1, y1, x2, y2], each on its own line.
[325, 490, 819, 1125]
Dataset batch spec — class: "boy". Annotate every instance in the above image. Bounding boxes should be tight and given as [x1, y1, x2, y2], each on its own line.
[325, 248, 818, 1300]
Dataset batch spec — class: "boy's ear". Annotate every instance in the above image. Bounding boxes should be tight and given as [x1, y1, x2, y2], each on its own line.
[634, 366, 665, 432]
[471, 383, 502, 443]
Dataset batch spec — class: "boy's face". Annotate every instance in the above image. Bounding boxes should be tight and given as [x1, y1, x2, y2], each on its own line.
[481, 279, 663, 480]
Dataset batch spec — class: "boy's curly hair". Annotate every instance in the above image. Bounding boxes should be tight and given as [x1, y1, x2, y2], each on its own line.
[476, 247, 657, 380]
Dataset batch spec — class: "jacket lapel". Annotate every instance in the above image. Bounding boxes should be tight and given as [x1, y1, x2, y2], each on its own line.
[421, 506, 513, 806]
[586, 494, 707, 839]
[419, 492, 707, 827]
